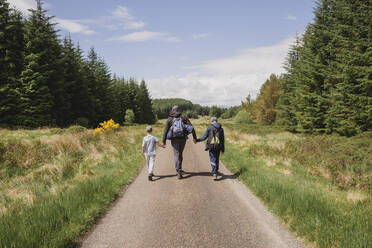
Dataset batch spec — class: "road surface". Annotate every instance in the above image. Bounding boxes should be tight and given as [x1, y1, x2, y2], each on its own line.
[81, 140, 304, 248]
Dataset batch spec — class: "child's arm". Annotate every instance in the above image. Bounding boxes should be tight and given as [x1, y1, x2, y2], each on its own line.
[196, 127, 210, 142]
[155, 137, 165, 148]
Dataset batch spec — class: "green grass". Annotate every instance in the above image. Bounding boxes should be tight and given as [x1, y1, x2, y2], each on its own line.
[0, 124, 163, 247]
[219, 123, 371, 248]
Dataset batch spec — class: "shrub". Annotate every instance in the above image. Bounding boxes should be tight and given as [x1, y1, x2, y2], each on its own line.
[234, 110, 254, 124]
[184, 110, 199, 119]
[74, 117, 90, 128]
[124, 109, 135, 125]
[94, 119, 120, 135]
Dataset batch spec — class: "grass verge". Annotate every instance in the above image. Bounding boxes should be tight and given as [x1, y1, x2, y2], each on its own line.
[0, 125, 162, 247]
[219, 123, 371, 248]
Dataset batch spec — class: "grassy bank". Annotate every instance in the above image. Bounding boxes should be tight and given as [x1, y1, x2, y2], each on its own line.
[0, 125, 161, 247]
[218, 123, 371, 248]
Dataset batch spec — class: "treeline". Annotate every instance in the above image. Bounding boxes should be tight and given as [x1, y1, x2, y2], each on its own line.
[153, 98, 240, 119]
[278, 0, 371, 136]
[0, 0, 155, 128]
[242, 0, 371, 136]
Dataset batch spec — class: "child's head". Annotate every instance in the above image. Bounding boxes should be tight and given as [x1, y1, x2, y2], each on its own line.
[211, 117, 218, 124]
[146, 126, 153, 133]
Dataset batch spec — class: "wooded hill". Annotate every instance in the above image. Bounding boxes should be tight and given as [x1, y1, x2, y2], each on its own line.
[0, 0, 156, 128]
[153, 98, 240, 119]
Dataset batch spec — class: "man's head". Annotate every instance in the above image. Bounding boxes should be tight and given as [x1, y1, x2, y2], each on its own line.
[170, 105, 181, 117]
[211, 117, 218, 124]
[146, 125, 152, 133]
[172, 105, 180, 112]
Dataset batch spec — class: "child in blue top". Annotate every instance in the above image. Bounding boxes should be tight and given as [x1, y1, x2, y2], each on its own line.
[196, 117, 225, 180]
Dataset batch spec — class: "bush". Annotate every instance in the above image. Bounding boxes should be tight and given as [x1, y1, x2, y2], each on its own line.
[124, 109, 135, 125]
[74, 117, 90, 128]
[184, 110, 199, 119]
[234, 110, 254, 124]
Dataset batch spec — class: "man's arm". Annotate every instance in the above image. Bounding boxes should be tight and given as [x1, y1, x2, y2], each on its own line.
[183, 116, 197, 141]
[220, 128, 225, 153]
[162, 118, 171, 145]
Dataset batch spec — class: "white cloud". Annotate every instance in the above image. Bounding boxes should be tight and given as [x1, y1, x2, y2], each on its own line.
[110, 5, 147, 30]
[286, 15, 297, 21]
[8, 0, 35, 14]
[192, 33, 210, 39]
[55, 18, 96, 35]
[147, 36, 294, 106]
[113, 30, 181, 42]
[125, 21, 146, 30]
[112, 5, 133, 20]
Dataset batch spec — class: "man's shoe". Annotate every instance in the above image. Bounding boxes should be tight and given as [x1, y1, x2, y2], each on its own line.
[177, 173, 182, 179]
[179, 169, 184, 174]
[148, 175, 152, 181]
[213, 173, 218, 180]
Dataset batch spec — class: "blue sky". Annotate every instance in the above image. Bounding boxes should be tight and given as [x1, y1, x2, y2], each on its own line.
[9, 0, 315, 106]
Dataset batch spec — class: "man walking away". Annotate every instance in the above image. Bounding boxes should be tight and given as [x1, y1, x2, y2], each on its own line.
[196, 117, 225, 180]
[162, 106, 197, 179]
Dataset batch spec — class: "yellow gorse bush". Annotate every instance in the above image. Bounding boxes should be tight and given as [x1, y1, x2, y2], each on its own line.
[94, 119, 119, 135]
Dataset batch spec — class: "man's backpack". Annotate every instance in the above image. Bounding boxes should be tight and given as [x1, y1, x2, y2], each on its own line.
[166, 116, 194, 139]
[171, 117, 185, 138]
[207, 126, 221, 150]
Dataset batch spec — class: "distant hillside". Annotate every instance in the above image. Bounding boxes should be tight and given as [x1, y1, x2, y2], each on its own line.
[152, 98, 209, 119]
[152, 98, 240, 119]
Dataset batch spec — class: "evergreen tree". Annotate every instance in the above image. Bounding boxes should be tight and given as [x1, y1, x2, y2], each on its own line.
[114, 77, 131, 124]
[0, 1, 24, 125]
[324, 0, 372, 135]
[84, 47, 111, 126]
[61, 37, 92, 126]
[278, 0, 371, 135]
[127, 78, 140, 123]
[20, 0, 62, 127]
[277, 35, 302, 131]
[137, 80, 155, 124]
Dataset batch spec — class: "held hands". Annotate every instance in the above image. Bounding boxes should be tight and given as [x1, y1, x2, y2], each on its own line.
[193, 139, 197, 144]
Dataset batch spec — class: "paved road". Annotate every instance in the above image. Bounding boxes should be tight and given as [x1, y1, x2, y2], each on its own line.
[81, 140, 304, 248]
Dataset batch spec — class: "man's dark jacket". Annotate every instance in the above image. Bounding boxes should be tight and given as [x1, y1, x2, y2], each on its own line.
[162, 111, 197, 144]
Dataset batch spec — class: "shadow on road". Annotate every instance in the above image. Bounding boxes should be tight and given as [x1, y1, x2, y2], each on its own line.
[153, 168, 244, 181]
[152, 174, 177, 181]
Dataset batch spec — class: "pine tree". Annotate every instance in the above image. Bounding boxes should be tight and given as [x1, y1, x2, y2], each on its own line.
[20, 0, 62, 127]
[0, 1, 24, 126]
[61, 36, 93, 126]
[277, 35, 302, 131]
[138, 80, 155, 124]
[279, 0, 371, 135]
[84, 47, 111, 126]
[324, 0, 372, 135]
[293, 0, 333, 134]
[127, 78, 140, 123]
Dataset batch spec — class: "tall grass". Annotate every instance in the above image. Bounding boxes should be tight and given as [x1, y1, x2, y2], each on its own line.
[0, 125, 161, 247]
[219, 123, 371, 248]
